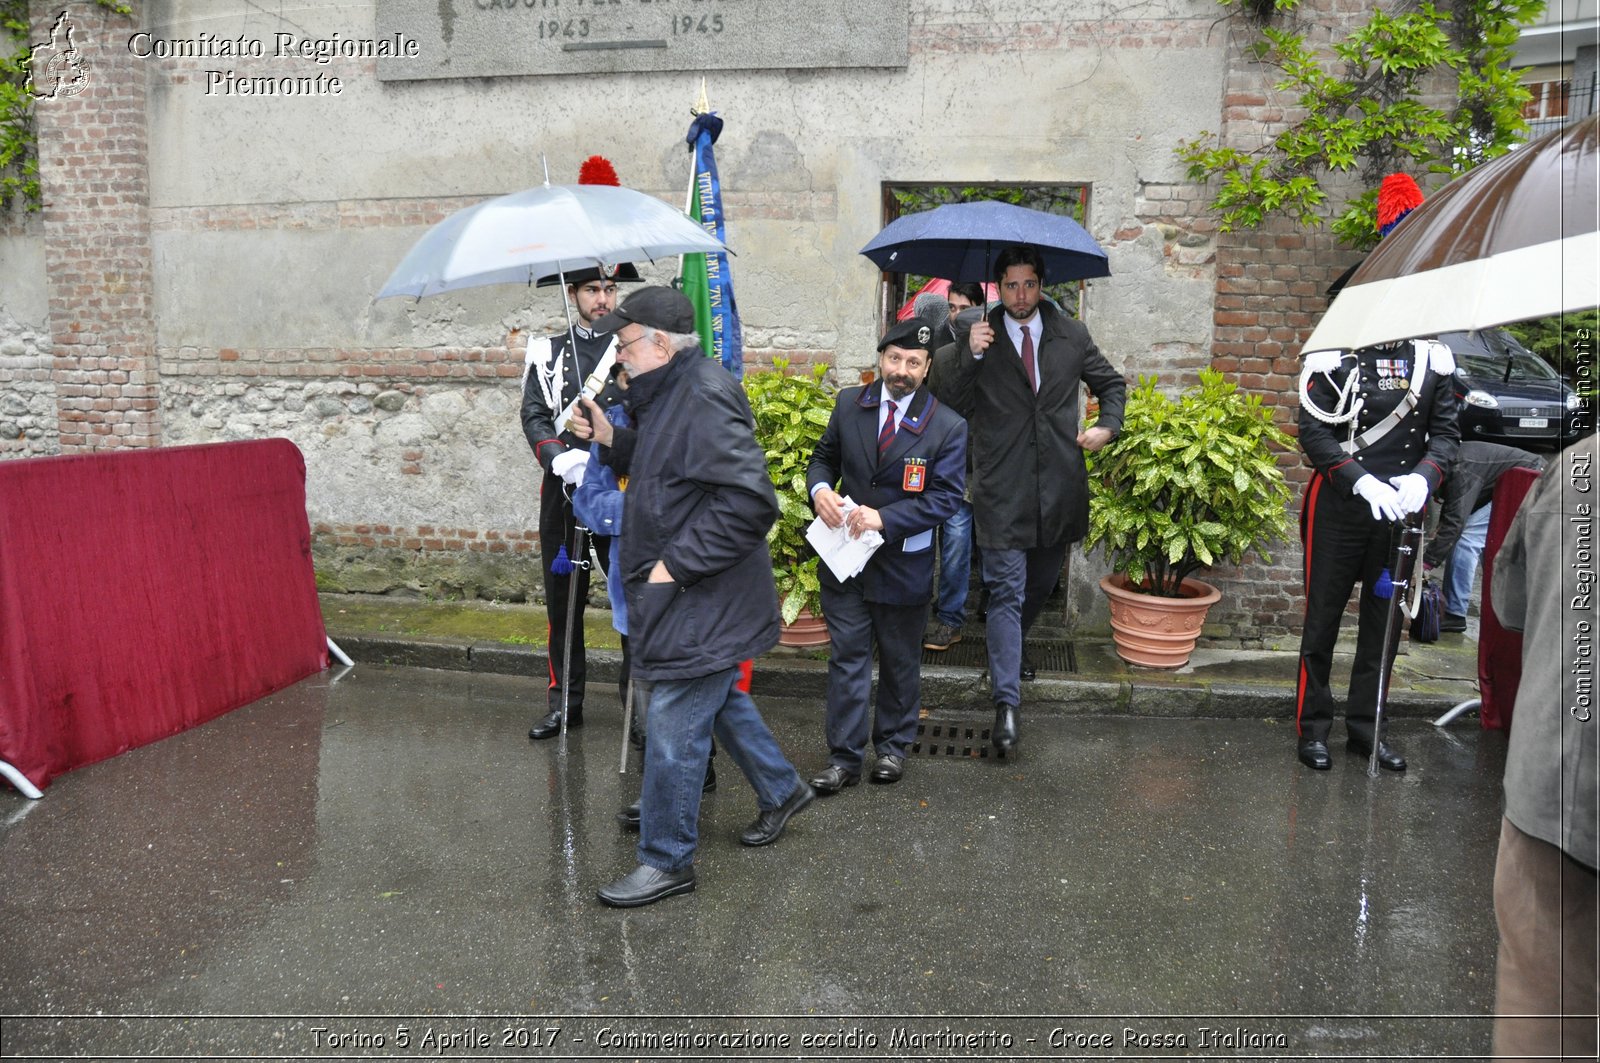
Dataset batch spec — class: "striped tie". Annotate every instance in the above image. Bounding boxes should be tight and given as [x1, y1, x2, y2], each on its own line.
[1020, 326, 1037, 393]
[878, 399, 898, 456]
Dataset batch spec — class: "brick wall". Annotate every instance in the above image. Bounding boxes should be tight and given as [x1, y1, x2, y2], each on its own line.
[1197, 1, 1423, 640]
[31, 1, 159, 451]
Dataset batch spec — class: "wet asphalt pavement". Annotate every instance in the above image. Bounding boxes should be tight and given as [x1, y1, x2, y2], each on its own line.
[0, 662, 1508, 1060]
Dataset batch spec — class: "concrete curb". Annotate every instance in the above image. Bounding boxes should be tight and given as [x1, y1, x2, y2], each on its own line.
[328, 632, 1471, 720]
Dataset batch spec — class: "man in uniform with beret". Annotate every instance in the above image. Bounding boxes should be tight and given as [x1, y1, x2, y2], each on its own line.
[805, 319, 967, 791]
[520, 264, 638, 741]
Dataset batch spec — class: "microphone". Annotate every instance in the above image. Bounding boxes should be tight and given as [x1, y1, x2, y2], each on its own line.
[912, 290, 950, 333]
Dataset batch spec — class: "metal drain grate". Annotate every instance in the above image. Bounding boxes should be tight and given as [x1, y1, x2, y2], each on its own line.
[921, 637, 1076, 673]
[910, 721, 1008, 760]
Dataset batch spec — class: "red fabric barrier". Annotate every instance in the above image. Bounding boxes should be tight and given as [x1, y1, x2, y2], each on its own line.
[1478, 465, 1541, 731]
[0, 439, 328, 790]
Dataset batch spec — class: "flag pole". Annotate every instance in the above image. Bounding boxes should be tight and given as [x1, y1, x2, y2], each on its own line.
[681, 79, 709, 257]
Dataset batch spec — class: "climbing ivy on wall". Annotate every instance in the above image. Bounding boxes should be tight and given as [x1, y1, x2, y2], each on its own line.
[1, 0, 132, 211]
[1178, 0, 1544, 250]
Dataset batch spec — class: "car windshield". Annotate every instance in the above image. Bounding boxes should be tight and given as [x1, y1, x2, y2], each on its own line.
[1448, 332, 1560, 384]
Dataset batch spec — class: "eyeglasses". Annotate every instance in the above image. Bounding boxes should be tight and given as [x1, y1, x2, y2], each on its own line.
[616, 332, 655, 354]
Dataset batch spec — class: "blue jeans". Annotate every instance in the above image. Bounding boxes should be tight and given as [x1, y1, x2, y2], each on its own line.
[637, 667, 803, 873]
[1444, 502, 1492, 616]
[934, 501, 973, 628]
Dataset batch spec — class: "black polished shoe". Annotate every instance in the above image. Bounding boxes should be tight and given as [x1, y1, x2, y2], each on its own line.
[1348, 737, 1407, 772]
[528, 710, 582, 741]
[739, 784, 815, 846]
[808, 764, 860, 795]
[1440, 613, 1467, 633]
[597, 863, 695, 908]
[1297, 738, 1332, 771]
[869, 753, 905, 784]
[992, 704, 1019, 753]
[1020, 657, 1037, 682]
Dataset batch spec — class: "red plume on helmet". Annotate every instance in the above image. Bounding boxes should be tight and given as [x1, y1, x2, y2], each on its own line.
[1376, 174, 1424, 237]
[578, 155, 620, 186]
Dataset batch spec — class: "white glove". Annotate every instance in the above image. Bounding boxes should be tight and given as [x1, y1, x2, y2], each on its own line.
[551, 449, 587, 486]
[1388, 473, 1429, 515]
[1353, 474, 1405, 522]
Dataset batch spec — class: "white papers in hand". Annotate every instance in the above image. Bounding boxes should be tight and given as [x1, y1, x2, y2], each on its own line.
[805, 496, 883, 582]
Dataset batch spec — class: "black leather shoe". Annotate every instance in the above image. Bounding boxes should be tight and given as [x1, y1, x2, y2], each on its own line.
[528, 710, 581, 741]
[808, 764, 860, 794]
[992, 704, 1019, 753]
[1348, 737, 1407, 772]
[1440, 613, 1467, 633]
[597, 863, 695, 908]
[1020, 657, 1037, 682]
[870, 753, 905, 784]
[1297, 739, 1332, 770]
[739, 784, 815, 846]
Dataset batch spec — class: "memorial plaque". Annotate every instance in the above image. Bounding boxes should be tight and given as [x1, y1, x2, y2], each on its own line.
[376, 0, 909, 81]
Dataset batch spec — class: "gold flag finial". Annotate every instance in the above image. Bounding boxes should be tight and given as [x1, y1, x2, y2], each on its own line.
[692, 77, 710, 116]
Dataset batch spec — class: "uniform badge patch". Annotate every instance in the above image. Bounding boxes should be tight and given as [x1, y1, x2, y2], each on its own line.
[903, 458, 927, 493]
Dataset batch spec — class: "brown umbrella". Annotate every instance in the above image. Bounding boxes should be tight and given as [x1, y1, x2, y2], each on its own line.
[1302, 116, 1600, 355]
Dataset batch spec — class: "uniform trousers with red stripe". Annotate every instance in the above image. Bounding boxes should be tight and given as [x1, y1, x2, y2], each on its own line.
[1294, 471, 1402, 747]
[539, 472, 616, 716]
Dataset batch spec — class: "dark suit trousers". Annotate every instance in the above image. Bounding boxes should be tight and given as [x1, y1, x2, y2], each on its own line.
[538, 473, 613, 716]
[820, 579, 925, 771]
[1294, 473, 1400, 745]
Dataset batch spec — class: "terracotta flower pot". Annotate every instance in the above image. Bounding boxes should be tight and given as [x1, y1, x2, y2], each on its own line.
[1099, 573, 1221, 669]
[777, 605, 830, 648]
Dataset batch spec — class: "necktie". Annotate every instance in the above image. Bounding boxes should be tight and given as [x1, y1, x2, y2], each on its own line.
[1020, 326, 1037, 393]
[878, 400, 898, 456]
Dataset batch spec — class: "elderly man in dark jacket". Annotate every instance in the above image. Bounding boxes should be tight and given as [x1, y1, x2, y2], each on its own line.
[933, 246, 1126, 753]
[572, 286, 813, 908]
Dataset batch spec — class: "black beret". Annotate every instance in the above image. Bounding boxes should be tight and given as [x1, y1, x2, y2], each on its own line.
[878, 318, 935, 353]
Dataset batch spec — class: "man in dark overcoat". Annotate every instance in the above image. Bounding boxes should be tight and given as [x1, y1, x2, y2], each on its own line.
[571, 286, 813, 908]
[933, 245, 1126, 753]
[805, 318, 967, 790]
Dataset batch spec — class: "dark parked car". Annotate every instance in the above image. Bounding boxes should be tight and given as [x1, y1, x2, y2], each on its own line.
[1438, 329, 1584, 450]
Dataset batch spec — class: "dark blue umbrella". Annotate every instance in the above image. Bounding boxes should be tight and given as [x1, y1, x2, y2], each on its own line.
[859, 199, 1110, 283]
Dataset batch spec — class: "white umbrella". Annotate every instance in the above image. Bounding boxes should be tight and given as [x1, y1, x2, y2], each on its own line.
[377, 183, 728, 300]
[1303, 116, 1600, 355]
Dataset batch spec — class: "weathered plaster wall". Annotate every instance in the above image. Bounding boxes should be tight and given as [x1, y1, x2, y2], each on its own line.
[0, 221, 56, 456]
[20, 0, 1367, 637]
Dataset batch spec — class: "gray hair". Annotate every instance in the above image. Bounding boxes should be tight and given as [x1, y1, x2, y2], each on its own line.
[658, 329, 705, 354]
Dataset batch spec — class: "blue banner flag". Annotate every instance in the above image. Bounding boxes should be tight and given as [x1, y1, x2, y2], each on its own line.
[680, 112, 744, 378]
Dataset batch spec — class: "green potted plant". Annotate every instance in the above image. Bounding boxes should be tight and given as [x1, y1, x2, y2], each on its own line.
[745, 359, 836, 642]
[1084, 368, 1294, 667]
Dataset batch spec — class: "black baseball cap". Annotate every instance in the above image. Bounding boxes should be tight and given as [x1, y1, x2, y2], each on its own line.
[878, 318, 935, 353]
[591, 286, 696, 335]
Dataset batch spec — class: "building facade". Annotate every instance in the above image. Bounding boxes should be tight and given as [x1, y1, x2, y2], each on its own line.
[0, 0, 1513, 639]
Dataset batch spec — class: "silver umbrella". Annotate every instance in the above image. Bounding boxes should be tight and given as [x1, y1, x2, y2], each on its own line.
[376, 182, 728, 299]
